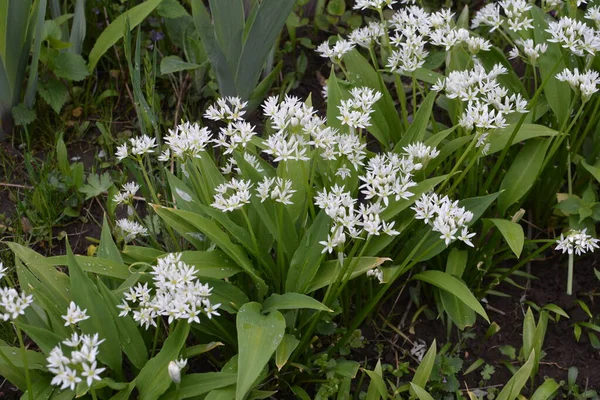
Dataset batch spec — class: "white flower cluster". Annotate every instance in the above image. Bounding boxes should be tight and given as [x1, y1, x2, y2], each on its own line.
[256, 177, 296, 205]
[262, 94, 367, 169]
[349, 22, 385, 48]
[353, 0, 398, 11]
[546, 17, 600, 57]
[315, 185, 399, 254]
[403, 143, 440, 165]
[211, 178, 253, 212]
[116, 218, 148, 242]
[0, 263, 33, 321]
[160, 122, 212, 161]
[359, 152, 419, 206]
[471, 0, 533, 33]
[47, 332, 106, 391]
[113, 182, 140, 205]
[433, 63, 528, 146]
[555, 228, 600, 255]
[221, 153, 264, 175]
[412, 193, 476, 247]
[586, 6, 600, 27]
[117, 253, 220, 329]
[317, 39, 355, 64]
[204, 97, 247, 123]
[509, 39, 548, 64]
[556, 68, 600, 103]
[168, 358, 188, 384]
[366, 267, 384, 283]
[115, 135, 157, 161]
[62, 301, 90, 326]
[338, 87, 383, 129]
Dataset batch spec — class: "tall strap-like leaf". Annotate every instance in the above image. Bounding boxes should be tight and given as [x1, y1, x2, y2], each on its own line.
[234, 0, 296, 99]
[68, 0, 86, 55]
[191, 0, 237, 96]
[208, 0, 244, 75]
[24, 0, 46, 108]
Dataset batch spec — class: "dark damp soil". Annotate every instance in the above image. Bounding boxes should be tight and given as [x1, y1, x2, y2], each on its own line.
[368, 253, 600, 395]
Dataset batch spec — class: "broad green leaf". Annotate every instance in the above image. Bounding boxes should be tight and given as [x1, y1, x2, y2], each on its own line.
[157, 0, 190, 18]
[0, 345, 47, 370]
[209, 0, 244, 75]
[136, 321, 190, 400]
[488, 219, 525, 258]
[88, 0, 164, 71]
[66, 244, 122, 375]
[98, 215, 123, 264]
[531, 379, 560, 400]
[44, 255, 130, 280]
[16, 322, 62, 354]
[183, 342, 223, 358]
[178, 251, 242, 279]
[412, 68, 443, 84]
[286, 211, 330, 293]
[162, 372, 237, 400]
[445, 248, 467, 278]
[486, 124, 558, 155]
[498, 138, 550, 214]
[204, 278, 249, 314]
[49, 52, 89, 81]
[160, 55, 202, 74]
[582, 160, 600, 184]
[236, 302, 285, 400]
[275, 334, 300, 371]
[326, 65, 344, 130]
[234, 0, 296, 99]
[394, 91, 437, 151]
[191, 0, 236, 96]
[410, 383, 435, 400]
[532, 6, 570, 127]
[154, 206, 267, 297]
[262, 293, 332, 313]
[496, 351, 535, 400]
[413, 271, 489, 322]
[411, 340, 436, 394]
[364, 360, 387, 400]
[68, 0, 86, 55]
[343, 49, 402, 145]
[307, 257, 390, 292]
[441, 291, 476, 330]
[97, 279, 148, 370]
[38, 77, 68, 113]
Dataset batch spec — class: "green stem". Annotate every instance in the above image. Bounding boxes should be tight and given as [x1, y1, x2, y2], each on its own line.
[448, 140, 484, 193]
[91, 389, 98, 400]
[331, 232, 432, 353]
[438, 137, 477, 192]
[151, 318, 161, 356]
[482, 56, 563, 194]
[567, 253, 574, 296]
[411, 74, 417, 116]
[16, 325, 33, 400]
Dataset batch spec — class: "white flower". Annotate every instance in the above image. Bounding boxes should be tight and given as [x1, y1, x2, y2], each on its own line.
[556, 229, 600, 255]
[317, 39, 355, 63]
[337, 87, 382, 129]
[204, 97, 247, 122]
[354, 0, 397, 10]
[366, 267, 384, 283]
[116, 219, 148, 242]
[168, 358, 188, 384]
[62, 301, 90, 326]
[412, 193, 476, 247]
[546, 17, 600, 57]
[556, 68, 600, 103]
[130, 135, 157, 157]
[211, 178, 253, 212]
[349, 22, 385, 48]
[0, 286, 33, 321]
[115, 143, 128, 161]
[0, 263, 6, 280]
[81, 361, 105, 387]
[114, 182, 140, 205]
[164, 122, 212, 161]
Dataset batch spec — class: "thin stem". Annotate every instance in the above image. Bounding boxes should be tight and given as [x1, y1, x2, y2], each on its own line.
[438, 137, 477, 192]
[331, 232, 432, 353]
[151, 318, 161, 356]
[16, 325, 33, 400]
[411, 74, 417, 116]
[91, 389, 98, 400]
[567, 253, 574, 295]
[482, 56, 564, 194]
